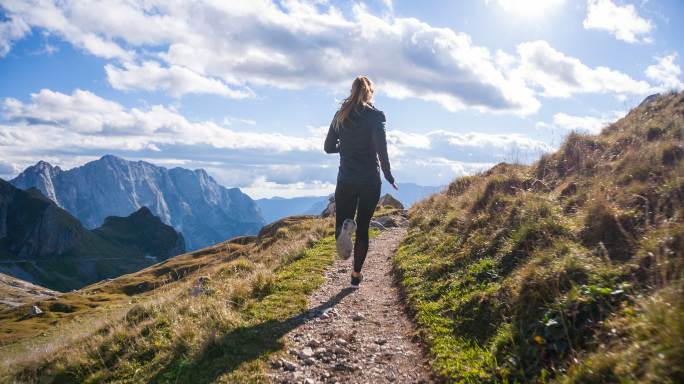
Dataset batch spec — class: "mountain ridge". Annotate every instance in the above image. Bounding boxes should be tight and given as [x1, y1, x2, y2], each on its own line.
[0, 179, 185, 291]
[11, 155, 265, 250]
[256, 182, 443, 223]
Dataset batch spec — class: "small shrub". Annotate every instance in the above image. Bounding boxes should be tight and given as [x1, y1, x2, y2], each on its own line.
[646, 126, 663, 141]
[227, 278, 252, 307]
[250, 269, 275, 298]
[447, 176, 474, 197]
[471, 176, 522, 212]
[662, 144, 684, 165]
[221, 257, 256, 276]
[48, 302, 77, 313]
[559, 182, 577, 198]
[581, 201, 636, 261]
[125, 304, 154, 325]
[557, 133, 606, 178]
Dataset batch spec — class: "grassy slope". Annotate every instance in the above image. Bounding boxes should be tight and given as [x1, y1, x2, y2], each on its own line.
[395, 92, 684, 383]
[1, 215, 337, 383]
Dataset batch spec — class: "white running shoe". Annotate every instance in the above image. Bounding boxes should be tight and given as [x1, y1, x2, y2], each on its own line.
[336, 218, 356, 259]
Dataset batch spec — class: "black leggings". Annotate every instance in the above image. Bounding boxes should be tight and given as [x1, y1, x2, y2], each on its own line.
[334, 181, 381, 273]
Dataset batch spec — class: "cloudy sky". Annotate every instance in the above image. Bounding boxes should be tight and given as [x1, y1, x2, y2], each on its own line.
[1, 0, 682, 198]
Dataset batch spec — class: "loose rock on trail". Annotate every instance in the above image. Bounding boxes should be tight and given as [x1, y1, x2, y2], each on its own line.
[268, 226, 432, 384]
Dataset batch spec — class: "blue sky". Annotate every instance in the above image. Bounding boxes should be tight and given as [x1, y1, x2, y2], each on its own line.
[1, 0, 682, 198]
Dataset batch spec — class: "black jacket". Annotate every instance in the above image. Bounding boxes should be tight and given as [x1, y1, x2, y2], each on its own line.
[324, 104, 394, 185]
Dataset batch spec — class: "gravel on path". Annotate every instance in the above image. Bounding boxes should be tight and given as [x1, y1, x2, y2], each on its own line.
[268, 227, 432, 384]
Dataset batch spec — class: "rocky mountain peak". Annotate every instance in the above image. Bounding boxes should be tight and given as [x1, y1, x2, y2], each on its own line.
[10, 156, 264, 250]
[99, 154, 123, 162]
[10, 160, 62, 206]
[132, 206, 154, 217]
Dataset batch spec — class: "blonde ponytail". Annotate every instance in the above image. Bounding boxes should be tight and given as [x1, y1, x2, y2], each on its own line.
[334, 76, 374, 130]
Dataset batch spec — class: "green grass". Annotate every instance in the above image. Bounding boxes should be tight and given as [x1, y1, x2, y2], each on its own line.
[3, 216, 337, 383]
[395, 92, 684, 383]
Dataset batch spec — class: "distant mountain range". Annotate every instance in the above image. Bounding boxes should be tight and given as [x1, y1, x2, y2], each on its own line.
[256, 196, 329, 223]
[256, 183, 443, 224]
[11, 155, 264, 250]
[380, 182, 444, 207]
[0, 179, 184, 291]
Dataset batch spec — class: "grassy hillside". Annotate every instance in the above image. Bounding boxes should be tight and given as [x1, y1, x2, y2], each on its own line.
[395, 92, 684, 383]
[1, 214, 335, 383]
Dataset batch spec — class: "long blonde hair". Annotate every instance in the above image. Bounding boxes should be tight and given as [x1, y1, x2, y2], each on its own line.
[334, 76, 374, 130]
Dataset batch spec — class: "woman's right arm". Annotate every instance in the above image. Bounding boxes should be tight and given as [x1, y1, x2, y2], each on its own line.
[324, 118, 340, 154]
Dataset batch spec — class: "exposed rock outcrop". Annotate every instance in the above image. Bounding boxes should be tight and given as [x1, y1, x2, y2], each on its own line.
[11, 155, 264, 250]
[377, 194, 404, 210]
[0, 180, 186, 291]
[321, 195, 336, 218]
[28, 305, 43, 316]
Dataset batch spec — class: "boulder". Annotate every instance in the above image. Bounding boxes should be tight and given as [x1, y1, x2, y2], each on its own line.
[189, 275, 212, 297]
[377, 194, 404, 210]
[28, 305, 43, 316]
[370, 215, 399, 229]
[321, 195, 336, 218]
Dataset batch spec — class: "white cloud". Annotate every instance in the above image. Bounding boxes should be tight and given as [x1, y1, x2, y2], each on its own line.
[241, 177, 336, 199]
[1, 0, 540, 115]
[105, 61, 252, 99]
[645, 53, 683, 92]
[381, 0, 394, 12]
[1, 88, 319, 151]
[583, 0, 653, 43]
[539, 110, 627, 134]
[424, 130, 553, 164]
[1, 88, 553, 191]
[514, 40, 651, 97]
[552, 113, 610, 134]
[0, 14, 30, 56]
[3, 1, 663, 113]
[0, 159, 19, 178]
[0, 0, 133, 59]
[535, 121, 551, 130]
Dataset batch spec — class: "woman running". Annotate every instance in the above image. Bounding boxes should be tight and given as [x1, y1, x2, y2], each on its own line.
[324, 76, 397, 288]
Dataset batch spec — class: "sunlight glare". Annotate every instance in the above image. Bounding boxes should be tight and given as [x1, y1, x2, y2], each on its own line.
[495, 0, 566, 19]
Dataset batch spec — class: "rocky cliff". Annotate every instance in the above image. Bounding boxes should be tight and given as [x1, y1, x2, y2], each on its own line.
[11, 155, 264, 250]
[0, 180, 186, 291]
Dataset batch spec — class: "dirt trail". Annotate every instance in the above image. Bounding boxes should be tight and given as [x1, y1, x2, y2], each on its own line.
[268, 227, 431, 384]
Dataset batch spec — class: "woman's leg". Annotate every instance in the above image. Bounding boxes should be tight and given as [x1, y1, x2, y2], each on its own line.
[352, 182, 381, 273]
[334, 181, 358, 239]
